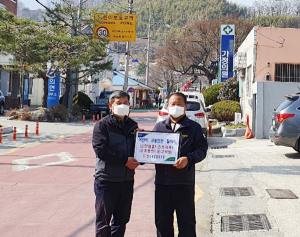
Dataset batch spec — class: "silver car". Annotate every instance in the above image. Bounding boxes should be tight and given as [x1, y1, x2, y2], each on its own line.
[269, 93, 300, 152]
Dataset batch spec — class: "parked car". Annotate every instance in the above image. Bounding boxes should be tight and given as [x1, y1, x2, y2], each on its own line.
[0, 90, 5, 115]
[269, 92, 300, 152]
[156, 91, 208, 136]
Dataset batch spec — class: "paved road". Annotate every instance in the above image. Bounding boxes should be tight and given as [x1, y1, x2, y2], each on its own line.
[1, 111, 300, 236]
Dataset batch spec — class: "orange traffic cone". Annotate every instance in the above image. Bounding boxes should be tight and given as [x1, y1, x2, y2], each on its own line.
[93, 114, 95, 123]
[97, 114, 99, 122]
[244, 114, 254, 139]
[0, 129, 3, 143]
[82, 115, 85, 124]
[208, 119, 213, 137]
[25, 125, 29, 138]
[36, 121, 39, 136]
[12, 127, 17, 141]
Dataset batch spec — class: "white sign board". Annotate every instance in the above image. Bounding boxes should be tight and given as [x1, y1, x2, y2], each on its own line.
[134, 131, 180, 164]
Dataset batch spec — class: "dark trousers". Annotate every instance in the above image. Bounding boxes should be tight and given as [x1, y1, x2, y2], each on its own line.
[94, 179, 134, 237]
[155, 184, 196, 237]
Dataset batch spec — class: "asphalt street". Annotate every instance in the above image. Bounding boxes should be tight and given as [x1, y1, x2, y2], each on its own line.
[1, 110, 300, 237]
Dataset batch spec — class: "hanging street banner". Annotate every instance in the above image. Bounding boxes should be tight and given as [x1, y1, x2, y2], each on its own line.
[220, 24, 235, 82]
[93, 13, 137, 42]
[134, 131, 180, 165]
[47, 72, 60, 108]
[24, 73, 29, 106]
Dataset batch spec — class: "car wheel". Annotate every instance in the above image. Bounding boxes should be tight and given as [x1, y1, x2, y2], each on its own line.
[0, 104, 4, 115]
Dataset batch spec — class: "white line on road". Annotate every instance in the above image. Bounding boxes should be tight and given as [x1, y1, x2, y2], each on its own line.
[12, 152, 76, 172]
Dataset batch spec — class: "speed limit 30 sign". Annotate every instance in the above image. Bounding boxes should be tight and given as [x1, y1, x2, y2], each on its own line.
[96, 26, 109, 38]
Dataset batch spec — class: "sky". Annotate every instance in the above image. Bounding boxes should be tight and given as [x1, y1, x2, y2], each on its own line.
[25, 0, 256, 10]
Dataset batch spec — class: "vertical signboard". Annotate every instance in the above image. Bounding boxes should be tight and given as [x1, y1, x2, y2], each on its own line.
[47, 72, 60, 108]
[220, 25, 235, 82]
[24, 74, 29, 106]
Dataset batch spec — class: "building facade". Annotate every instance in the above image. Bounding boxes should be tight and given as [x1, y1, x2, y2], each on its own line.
[235, 26, 300, 138]
[0, 0, 17, 15]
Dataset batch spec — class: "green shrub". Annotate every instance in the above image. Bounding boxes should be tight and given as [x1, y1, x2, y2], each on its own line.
[203, 83, 223, 106]
[59, 91, 93, 111]
[211, 100, 241, 122]
[218, 77, 239, 102]
[78, 91, 93, 110]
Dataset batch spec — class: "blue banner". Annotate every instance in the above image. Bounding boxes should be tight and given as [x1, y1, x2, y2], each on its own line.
[47, 72, 60, 108]
[24, 74, 29, 106]
[220, 25, 235, 82]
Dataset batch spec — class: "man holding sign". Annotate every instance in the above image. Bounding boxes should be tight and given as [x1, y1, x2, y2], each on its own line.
[153, 92, 208, 237]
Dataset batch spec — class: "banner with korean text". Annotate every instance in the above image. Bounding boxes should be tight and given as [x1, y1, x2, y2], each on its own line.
[220, 24, 235, 82]
[47, 72, 60, 108]
[93, 13, 137, 42]
[134, 131, 180, 164]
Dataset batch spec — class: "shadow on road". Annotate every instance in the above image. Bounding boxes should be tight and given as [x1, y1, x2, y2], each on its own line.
[285, 152, 300, 159]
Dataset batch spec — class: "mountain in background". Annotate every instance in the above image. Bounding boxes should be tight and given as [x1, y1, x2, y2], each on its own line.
[17, 0, 47, 22]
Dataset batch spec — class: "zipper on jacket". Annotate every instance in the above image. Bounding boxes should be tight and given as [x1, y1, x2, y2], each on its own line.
[123, 124, 138, 181]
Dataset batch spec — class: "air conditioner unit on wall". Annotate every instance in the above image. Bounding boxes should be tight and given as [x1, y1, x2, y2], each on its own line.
[265, 72, 270, 81]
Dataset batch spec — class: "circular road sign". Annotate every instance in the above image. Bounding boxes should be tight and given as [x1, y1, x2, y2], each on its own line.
[152, 90, 156, 93]
[97, 26, 109, 38]
[128, 87, 134, 93]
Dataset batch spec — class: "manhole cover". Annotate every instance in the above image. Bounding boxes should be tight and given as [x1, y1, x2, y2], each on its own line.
[221, 214, 271, 232]
[266, 189, 298, 199]
[212, 154, 235, 158]
[210, 146, 228, 149]
[220, 187, 255, 196]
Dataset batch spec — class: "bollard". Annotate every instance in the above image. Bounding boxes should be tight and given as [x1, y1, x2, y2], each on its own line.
[93, 114, 95, 123]
[82, 115, 85, 124]
[97, 114, 99, 122]
[36, 121, 39, 136]
[25, 125, 29, 138]
[0, 129, 3, 143]
[12, 127, 17, 141]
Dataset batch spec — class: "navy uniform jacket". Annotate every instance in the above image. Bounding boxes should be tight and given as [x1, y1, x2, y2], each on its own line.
[92, 114, 138, 182]
[153, 115, 208, 185]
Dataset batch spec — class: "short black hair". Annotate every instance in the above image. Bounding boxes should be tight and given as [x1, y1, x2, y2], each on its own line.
[109, 91, 130, 103]
[168, 92, 187, 104]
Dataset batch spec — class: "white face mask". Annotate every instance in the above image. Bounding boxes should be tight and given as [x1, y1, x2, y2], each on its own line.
[168, 106, 185, 118]
[113, 104, 129, 117]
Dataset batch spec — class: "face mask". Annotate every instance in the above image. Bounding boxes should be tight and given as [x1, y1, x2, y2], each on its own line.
[168, 106, 185, 118]
[113, 104, 130, 117]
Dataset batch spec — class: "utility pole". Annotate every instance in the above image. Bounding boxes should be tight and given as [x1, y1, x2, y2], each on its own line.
[123, 0, 133, 91]
[145, 14, 151, 86]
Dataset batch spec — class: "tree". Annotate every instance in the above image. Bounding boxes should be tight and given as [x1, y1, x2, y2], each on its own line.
[45, 0, 112, 107]
[150, 63, 182, 99]
[157, 16, 254, 84]
[0, 8, 67, 107]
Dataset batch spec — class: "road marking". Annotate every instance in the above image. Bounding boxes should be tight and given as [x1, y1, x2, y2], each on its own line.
[195, 184, 204, 202]
[12, 152, 76, 172]
[0, 142, 38, 156]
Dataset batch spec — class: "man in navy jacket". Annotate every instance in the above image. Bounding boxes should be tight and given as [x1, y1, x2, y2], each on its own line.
[153, 92, 208, 237]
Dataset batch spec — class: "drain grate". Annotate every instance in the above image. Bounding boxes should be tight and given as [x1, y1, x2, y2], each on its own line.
[210, 146, 228, 149]
[266, 189, 298, 199]
[220, 187, 255, 196]
[212, 154, 235, 158]
[221, 214, 271, 232]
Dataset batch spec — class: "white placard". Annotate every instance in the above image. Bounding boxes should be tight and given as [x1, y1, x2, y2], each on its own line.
[134, 131, 180, 164]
